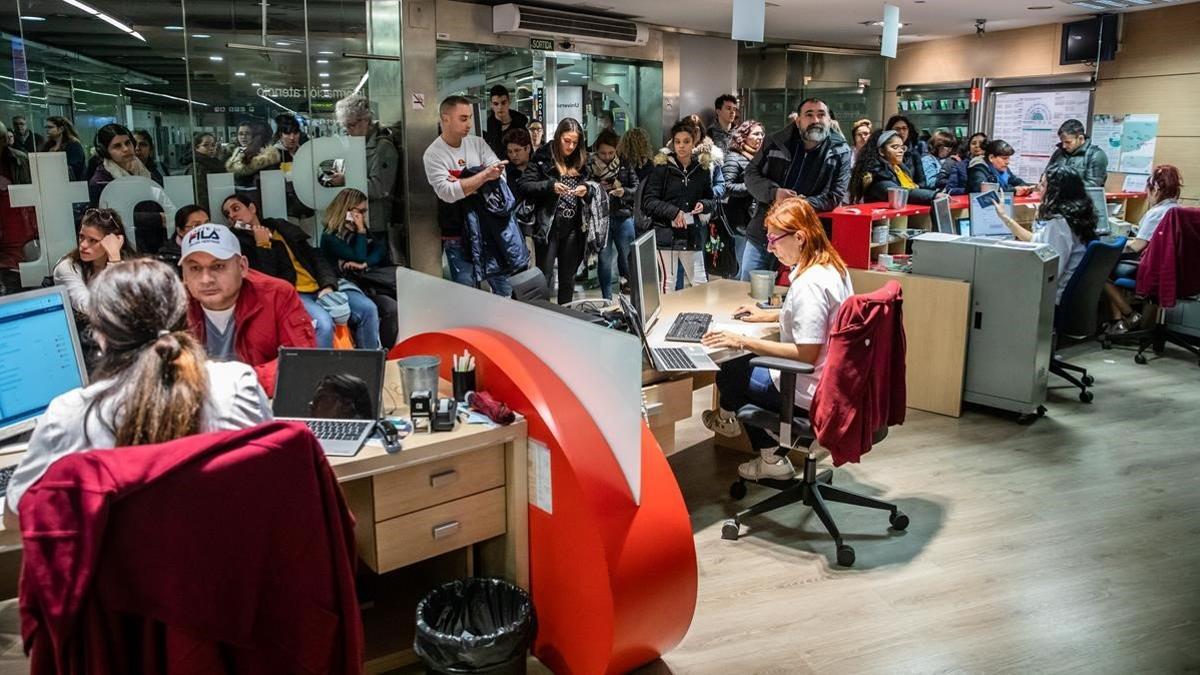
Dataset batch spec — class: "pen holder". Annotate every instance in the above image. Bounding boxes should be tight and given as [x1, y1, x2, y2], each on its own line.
[452, 369, 476, 403]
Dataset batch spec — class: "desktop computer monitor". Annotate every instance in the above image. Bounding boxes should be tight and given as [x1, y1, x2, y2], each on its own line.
[0, 287, 88, 442]
[628, 231, 661, 330]
[968, 191, 1013, 238]
[931, 195, 955, 235]
[1086, 187, 1110, 232]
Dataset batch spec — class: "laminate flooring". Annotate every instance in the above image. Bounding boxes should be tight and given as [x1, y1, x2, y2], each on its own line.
[641, 340, 1200, 674]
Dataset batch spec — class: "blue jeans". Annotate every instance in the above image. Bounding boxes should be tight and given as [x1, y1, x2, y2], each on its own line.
[715, 355, 806, 451]
[444, 238, 513, 296]
[738, 238, 778, 282]
[299, 288, 381, 349]
[597, 216, 636, 299]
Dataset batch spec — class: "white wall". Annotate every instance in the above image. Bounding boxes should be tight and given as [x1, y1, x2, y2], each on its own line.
[677, 35, 738, 125]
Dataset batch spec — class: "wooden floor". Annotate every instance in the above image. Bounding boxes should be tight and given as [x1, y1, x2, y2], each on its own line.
[635, 340, 1200, 674]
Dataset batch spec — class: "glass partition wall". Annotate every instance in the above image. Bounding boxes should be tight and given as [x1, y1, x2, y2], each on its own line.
[738, 46, 886, 132]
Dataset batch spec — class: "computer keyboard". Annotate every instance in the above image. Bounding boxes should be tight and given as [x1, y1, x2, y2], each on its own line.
[304, 420, 372, 441]
[0, 465, 14, 499]
[665, 312, 713, 343]
[655, 347, 697, 370]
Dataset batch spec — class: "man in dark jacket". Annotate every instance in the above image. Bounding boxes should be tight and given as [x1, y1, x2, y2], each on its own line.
[1045, 119, 1108, 188]
[483, 85, 529, 159]
[221, 193, 380, 349]
[741, 98, 851, 280]
[708, 94, 739, 153]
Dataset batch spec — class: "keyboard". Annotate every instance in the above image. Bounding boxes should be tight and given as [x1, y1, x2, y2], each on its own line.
[655, 347, 698, 370]
[303, 419, 372, 442]
[665, 312, 713, 343]
[0, 465, 14, 498]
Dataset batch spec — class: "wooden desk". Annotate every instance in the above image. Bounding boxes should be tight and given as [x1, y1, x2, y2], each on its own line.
[0, 364, 530, 675]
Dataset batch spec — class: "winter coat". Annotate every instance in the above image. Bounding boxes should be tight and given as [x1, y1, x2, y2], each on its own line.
[459, 165, 530, 283]
[722, 151, 755, 235]
[1045, 140, 1108, 188]
[234, 217, 339, 292]
[858, 162, 938, 205]
[516, 144, 592, 244]
[641, 150, 717, 251]
[588, 155, 639, 220]
[226, 145, 282, 210]
[967, 161, 1029, 194]
[743, 125, 852, 244]
[364, 124, 400, 233]
[946, 156, 983, 196]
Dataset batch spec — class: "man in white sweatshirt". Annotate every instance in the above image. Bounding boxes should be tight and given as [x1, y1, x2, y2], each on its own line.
[422, 95, 508, 287]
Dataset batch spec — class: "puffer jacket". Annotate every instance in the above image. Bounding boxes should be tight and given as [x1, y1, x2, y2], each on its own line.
[858, 163, 938, 205]
[641, 150, 717, 251]
[722, 151, 755, 235]
[1045, 140, 1108, 189]
[516, 144, 592, 244]
[460, 166, 530, 283]
[967, 160, 1029, 194]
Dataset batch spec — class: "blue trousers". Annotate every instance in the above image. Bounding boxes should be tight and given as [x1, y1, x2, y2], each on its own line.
[715, 354, 806, 451]
[597, 216, 636, 300]
[738, 238, 778, 282]
[299, 288, 381, 349]
[444, 239, 513, 296]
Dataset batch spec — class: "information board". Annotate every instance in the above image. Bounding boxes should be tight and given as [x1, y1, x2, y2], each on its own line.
[990, 89, 1092, 182]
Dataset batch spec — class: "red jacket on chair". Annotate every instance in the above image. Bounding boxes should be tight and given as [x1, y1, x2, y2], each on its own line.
[18, 422, 363, 675]
[811, 280, 906, 466]
[1137, 206, 1200, 308]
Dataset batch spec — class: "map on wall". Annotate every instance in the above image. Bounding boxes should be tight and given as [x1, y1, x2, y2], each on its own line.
[991, 89, 1093, 182]
[1116, 114, 1159, 175]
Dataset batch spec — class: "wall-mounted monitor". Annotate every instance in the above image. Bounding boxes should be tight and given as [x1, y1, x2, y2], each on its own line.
[1060, 14, 1118, 65]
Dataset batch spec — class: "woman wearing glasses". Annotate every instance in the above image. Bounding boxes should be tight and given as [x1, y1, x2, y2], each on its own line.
[848, 129, 939, 206]
[700, 198, 853, 482]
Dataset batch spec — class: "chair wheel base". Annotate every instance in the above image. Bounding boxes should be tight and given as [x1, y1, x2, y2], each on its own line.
[721, 520, 740, 541]
[836, 545, 855, 567]
[1082, 374, 1095, 386]
[890, 511, 910, 531]
[1079, 390, 1094, 403]
[729, 480, 747, 500]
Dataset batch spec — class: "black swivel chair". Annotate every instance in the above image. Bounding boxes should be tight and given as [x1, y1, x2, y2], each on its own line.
[508, 268, 550, 302]
[1050, 236, 1126, 403]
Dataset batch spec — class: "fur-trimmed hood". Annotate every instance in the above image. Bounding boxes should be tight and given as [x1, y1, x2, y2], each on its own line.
[226, 145, 282, 176]
[653, 146, 715, 171]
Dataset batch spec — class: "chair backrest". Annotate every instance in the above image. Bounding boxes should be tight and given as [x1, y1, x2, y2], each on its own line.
[1057, 236, 1126, 339]
[508, 267, 549, 301]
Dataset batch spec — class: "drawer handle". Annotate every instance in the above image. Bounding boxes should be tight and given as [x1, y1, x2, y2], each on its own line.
[644, 401, 665, 417]
[429, 470, 459, 488]
[432, 521, 461, 539]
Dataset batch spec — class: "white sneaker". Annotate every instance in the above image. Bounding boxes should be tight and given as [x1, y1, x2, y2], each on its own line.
[738, 456, 796, 481]
[702, 409, 741, 438]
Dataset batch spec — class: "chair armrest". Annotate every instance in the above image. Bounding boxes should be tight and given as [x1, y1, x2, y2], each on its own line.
[749, 356, 815, 375]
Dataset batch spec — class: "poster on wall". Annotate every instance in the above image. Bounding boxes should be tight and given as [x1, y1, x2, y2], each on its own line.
[554, 86, 584, 130]
[1116, 114, 1159, 175]
[1091, 113, 1125, 170]
[991, 89, 1092, 181]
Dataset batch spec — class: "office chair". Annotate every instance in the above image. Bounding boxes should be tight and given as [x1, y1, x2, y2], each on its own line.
[1051, 236, 1126, 403]
[722, 283, 909, 567]
[1103, 209, 1200, 366]
[508, 267, 551, 302]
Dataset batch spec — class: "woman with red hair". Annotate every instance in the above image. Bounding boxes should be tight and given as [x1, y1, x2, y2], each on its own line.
[1105, 164, 1183, 333]
[700, 197, 853, 480]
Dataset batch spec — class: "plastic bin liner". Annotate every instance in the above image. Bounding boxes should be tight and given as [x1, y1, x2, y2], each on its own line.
[414, 578, 537, 674]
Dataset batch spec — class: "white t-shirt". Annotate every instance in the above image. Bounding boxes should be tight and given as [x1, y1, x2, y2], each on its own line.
[6, 361, 271, 514]
[422, 135, 501, 205]
[203, 306, 235, 333]
[775, 263, 854, 410]
[1032, 215, 1085, 305]
[1136, 198, 1178, 242]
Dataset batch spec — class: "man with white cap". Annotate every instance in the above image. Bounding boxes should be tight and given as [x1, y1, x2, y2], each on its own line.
[179, 223, 316, 397]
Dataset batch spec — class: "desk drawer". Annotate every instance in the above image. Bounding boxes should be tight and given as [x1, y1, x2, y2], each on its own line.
[373, 445, 505, 521]
[375, 487, 507, 572]
[642, 377, 693, 424]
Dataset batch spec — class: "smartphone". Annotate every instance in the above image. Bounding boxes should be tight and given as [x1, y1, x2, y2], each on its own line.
[232, 220, 251, 231]
[756, 300, 781, 310]
[975, 190, 1002, 209]
[345, 212, 355, 223]
[682, 213, 695, 225]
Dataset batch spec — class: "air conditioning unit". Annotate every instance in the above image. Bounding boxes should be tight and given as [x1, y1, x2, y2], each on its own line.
[493, 3, 649, 47]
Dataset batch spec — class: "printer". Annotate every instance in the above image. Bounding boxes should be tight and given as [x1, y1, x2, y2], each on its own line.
[912, 233, 1059, 418]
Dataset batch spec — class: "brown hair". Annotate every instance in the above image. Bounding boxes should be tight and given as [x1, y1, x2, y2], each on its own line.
[85, 258, 210, 447]
[324, 187, 369, 236]
[69, 208, 135, 283]
[551, 117, 587, 174]
[1147, 164, 1183, 203]
[617, 128, 653, 168]
[764, 197, 847, 277]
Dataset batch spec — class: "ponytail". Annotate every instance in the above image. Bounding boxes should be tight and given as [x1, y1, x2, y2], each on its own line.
[110, 330, 209, 446]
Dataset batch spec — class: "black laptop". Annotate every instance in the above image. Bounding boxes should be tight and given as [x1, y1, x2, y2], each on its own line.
[272, 348, 386, 456]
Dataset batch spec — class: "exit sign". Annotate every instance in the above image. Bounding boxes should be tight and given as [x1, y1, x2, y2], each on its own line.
[530, 37, 555, 51]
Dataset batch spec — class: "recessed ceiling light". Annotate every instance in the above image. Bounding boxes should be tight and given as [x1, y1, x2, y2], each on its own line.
[1027, 4, 1053, 7]
[316, 59, 329, 64]
[318, 72, 330, 78]
[209, 55, 223, 61]
[191, 34, 211, 38]
[275, 41, 291, 46]
[234, 71, 246, 76]
[21, 15, 47, 21]
[251, 82, 261, 86]
[318, 50, 334, 55]
[163, 25, 183, 30]
[560, 79, 569, 83]
[863, 20, 909, 27]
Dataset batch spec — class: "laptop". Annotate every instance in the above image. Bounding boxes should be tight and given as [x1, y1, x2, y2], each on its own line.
[272, 348, 387, 457]
[620, 296, 718, 372]
[931, 195, 955, 235]
[1086, 187, 1111, 234]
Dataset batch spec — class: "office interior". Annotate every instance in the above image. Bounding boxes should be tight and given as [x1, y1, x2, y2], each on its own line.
[0, 0, 1198, 671]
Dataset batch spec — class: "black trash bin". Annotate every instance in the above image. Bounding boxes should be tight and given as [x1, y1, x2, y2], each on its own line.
[414, 578, 537, 675]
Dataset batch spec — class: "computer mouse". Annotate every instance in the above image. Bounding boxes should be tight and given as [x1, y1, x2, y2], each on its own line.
[733, 310, 752, 320]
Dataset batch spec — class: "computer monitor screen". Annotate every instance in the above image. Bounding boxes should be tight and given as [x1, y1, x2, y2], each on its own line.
[1086, 187, 1110, 232]
[932, 196, 955, 234]
[628, 231, 661, 330]
[273, 348, 385, 420]
[0, 287, 88, 441]
[968, 191, 1012, 238]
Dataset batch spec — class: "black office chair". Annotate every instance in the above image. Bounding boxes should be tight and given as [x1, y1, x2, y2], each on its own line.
[1050, 236, 1126, 403]
[508, 268, 550, 302]
[722, 356, 908, 567]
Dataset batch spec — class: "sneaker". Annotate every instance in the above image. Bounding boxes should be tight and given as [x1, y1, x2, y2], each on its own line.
[738, 456, 796, 481]
[1107, 319, 1131, 335]
[702, 409, 741, 438]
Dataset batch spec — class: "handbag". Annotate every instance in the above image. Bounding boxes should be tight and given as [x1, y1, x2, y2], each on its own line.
[345, 265, 399, 298]
[703, 204, 740, 279]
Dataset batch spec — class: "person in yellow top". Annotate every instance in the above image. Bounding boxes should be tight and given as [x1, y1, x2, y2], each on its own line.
[848, 129, 939, 206]
[221, 194, 380, 349]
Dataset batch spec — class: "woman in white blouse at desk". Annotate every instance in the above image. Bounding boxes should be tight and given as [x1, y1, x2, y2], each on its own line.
[993, 164, 1099, 306]
[3, 259, 269, 524]
[699, 197, 853, 481]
